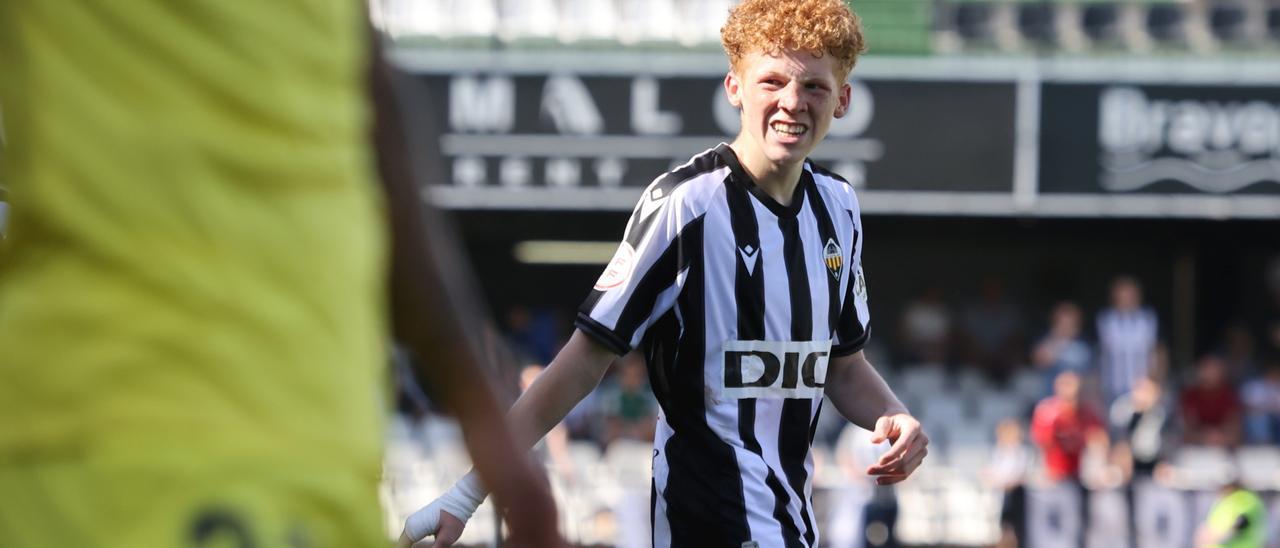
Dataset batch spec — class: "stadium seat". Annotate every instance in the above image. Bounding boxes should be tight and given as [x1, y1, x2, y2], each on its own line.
[1081, 3, 1123, 44]
[616, 0, 678, 44]
[497, 0, 559, 43]
[1209, 1, 1251, 44]
[604, 439, 653, 489]
[954, 1, 999, 43]
[1169, 446, 1236, 489]
[1146, 2, 1188, 45]
[1016, 2, 1058, 47]
[1010, 368, 1047, 407]
[1234, 446, 1280, 490]
[441, 0, 499, 42]
[944, 444, 993, 480]
[675, 0, 734, 46]
[558, 0, 619, 44]
[973, 389, 1027, 426]
[1270, 2, 1280, 40]
[900, 364, 948, 398]
[942, 480, 1001, 545]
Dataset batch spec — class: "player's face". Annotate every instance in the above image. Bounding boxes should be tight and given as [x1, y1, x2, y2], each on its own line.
[725, 49, 851, 171]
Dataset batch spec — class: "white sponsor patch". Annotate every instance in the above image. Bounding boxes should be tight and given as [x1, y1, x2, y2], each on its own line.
[594, 242, 636, 291]
[717, 340, 832, 400]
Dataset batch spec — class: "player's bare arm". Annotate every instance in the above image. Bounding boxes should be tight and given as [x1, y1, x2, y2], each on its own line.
[825, 350, 929, 485]
[505, 330, 618, 449]
[367, 33, 561, 548]
[403, 329, 617, 546]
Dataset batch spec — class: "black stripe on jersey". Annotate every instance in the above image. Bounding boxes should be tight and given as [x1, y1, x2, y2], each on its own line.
[801, 175, 842, 450]
[802, 172, 843, 338]
[832, 226, 869, 357]
[725, 178, 802, 546]
[779, 213, 818, 548]
[654, 219, 753, 547]
[576, 216, 705, 355]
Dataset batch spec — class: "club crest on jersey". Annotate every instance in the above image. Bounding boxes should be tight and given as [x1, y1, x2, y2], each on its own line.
[822, 238, 842, 281]
[594, 242, 636, 291]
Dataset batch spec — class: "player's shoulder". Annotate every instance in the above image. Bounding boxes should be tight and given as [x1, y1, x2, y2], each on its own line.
[805, 159, 863, 216]
[642, 145, 733, 210]
[655, 146, 731, 194]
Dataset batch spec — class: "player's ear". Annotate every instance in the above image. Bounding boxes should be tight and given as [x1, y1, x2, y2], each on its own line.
[724, 71, 743, 109]
[834, 81, 852, 119]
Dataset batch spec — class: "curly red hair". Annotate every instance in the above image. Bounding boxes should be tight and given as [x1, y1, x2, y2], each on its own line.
[720, 0, 866, 80]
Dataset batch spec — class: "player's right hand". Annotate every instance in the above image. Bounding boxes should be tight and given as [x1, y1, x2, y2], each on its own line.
[401, 472, 485, 547]
[397, 508, 465, 548]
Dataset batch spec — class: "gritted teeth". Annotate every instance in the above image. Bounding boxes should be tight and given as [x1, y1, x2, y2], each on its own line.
[770, 121, 808, 136]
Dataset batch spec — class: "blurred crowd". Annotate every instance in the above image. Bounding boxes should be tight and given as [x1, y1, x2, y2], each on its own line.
[388, 258, 1280, 546]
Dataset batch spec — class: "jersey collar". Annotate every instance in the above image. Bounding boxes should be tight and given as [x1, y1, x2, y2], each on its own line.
[715, 143, 810, 219]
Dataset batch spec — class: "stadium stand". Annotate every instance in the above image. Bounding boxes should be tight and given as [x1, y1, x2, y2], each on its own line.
[370, 0, 1280, 54]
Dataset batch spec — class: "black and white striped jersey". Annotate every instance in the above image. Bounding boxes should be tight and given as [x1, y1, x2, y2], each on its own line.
[576, 143, 871, 548]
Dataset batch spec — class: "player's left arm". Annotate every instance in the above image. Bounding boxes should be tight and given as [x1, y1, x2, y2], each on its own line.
[825, 350, 929, 485]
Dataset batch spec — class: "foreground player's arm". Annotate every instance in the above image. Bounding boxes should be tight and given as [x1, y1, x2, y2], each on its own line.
[825, 351, 929, 485]
[367, 33, 560, 547]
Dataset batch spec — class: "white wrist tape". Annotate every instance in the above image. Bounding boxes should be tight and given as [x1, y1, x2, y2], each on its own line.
[403, 471, 487, 542]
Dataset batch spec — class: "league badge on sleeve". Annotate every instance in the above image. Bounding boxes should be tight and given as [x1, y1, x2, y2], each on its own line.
[823, 238, 843, 281]
[594, 242, 636, 291]
[853, 262, 868, 303]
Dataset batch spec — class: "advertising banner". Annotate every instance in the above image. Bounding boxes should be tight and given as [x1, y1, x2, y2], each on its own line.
[1040, 83, 1280, 196]
[413, 73, 1016, 195]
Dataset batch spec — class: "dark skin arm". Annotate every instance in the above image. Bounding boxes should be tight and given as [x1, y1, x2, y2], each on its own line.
[367, 32, 561, 548]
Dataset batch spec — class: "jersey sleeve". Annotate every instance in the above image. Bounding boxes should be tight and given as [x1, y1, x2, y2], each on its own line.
[576, 185, 696, 356]
[832, 191, 871, 357]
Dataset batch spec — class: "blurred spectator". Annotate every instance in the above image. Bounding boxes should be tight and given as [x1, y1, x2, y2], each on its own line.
[1241, 359, 1280, 445]
[1217, 321, 1259, 381]
[1032, 301, 1094, 398]
[1097, 276, 1159, 404]
[983, 419, 1031, 548]
[1180, 355, 1243, 448]
[599, 352, 657, 446]
[897, 285, 953, 366]
[1109, 376, 1174, 482]
[505, 305, 563, 364]
[959, 276, 1025, 383]
[1079, 428, 1125, 490]
[1031, 371, 1105, 483]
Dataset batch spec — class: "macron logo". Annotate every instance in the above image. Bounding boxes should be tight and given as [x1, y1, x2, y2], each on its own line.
[739, 244, 759, 276]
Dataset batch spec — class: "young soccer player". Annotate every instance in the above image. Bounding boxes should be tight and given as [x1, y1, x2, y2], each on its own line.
[403, 1, 928, 546]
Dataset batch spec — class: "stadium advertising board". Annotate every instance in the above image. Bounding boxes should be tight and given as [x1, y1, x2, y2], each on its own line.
[1040, 83, 1280, 196]
[415, 72, 1016, 201]
[1024, 483, 1280, 548]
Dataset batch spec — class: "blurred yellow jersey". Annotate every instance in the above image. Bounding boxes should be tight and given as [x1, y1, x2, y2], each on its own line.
[0, 0, 388, 545]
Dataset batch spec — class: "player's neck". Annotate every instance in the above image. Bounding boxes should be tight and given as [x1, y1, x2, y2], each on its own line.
[728, 139, 805, 206]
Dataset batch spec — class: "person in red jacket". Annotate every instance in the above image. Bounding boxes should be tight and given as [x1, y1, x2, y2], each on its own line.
[1032, 370, 1106, 482]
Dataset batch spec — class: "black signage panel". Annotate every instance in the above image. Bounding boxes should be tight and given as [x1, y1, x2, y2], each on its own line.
[1040, 83, 1280, 195]
[414, 73, 1016, 193]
